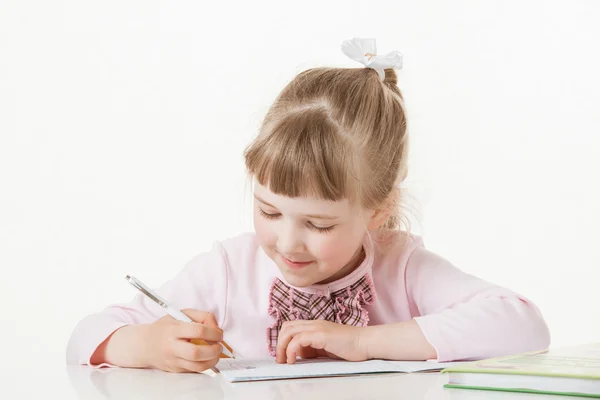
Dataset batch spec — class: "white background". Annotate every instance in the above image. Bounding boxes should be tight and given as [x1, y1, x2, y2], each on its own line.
[1, 0, 599, 393]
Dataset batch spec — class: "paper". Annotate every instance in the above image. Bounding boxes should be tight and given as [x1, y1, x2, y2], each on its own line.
[216, 358, 467, 383]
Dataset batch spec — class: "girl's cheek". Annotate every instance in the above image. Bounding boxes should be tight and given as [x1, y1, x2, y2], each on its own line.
[317, 226, 367, 266]
[254, 213, 274, 246]
[311, 232, 354, 263]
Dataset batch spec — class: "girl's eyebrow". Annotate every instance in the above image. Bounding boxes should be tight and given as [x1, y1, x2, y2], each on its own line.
[254, 194, 277, 208]
[254, 194, 339, 220]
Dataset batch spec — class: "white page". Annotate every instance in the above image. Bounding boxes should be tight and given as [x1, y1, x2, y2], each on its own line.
[383, 360, 466, 373]
[216, 358, 467, 382]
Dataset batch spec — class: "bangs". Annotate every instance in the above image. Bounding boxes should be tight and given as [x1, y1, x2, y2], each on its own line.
[244, 106, 358, 202]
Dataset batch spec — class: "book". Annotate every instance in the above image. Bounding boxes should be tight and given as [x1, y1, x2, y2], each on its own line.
[216, 357, 467, 383]
[442, 343, 600, 398]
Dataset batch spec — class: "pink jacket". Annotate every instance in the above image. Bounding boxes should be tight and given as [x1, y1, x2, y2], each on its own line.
[66, 232, 550, 364]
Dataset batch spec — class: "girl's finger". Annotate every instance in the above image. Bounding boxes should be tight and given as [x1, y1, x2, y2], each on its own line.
[276, 325, 301, 363]
[173, 340, 223, 362]
[181, 309, 220, 328]
[276, 321, 322, 363]
[285, 332, 310, 364]
[176, 357, 218, 373]
[276, 322, 316, 363]
[275, 334, 291, 364]
[281, 320, 319, 328]
[175, 322, 223, 342]
[287, 331, 327, 364]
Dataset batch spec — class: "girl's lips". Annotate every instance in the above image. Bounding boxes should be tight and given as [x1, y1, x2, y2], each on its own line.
[281, 255, 313, 269]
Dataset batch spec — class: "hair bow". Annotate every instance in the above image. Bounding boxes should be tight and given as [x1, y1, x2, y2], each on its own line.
[341, 38, 403, 80]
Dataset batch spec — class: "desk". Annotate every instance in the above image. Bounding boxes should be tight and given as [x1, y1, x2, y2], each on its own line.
[7, 365, 578, 399]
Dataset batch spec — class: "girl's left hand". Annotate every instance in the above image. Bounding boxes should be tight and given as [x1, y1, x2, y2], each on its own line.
[276, 320, 369, 364]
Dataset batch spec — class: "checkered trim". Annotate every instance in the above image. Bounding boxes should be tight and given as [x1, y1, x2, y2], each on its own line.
[266, 275, 375, 356]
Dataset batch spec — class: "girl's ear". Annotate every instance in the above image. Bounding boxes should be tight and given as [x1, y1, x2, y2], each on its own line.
[367, 189, 398, 231]
[367, 208, 391, 230]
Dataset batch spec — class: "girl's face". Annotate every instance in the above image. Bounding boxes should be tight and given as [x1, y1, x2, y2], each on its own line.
[253, 182, 377, 288]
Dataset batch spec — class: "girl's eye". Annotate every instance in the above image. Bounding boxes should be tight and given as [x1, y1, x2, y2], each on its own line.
[259, 209, 335, 233]
[259, 209, 281, 219]
[308, 222, 335, 234]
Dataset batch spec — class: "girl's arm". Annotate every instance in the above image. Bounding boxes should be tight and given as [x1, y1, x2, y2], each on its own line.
[65, 241, 230, 367]
[384, 246, 551, 362]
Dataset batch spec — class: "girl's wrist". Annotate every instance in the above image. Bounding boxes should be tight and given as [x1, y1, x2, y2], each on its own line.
[103, 324, 153, 368]
[359, 325, 379, 360]
[360, 320, 438, 361]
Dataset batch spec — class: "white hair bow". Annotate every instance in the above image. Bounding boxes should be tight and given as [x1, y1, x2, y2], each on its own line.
[341, 38, 403, 81]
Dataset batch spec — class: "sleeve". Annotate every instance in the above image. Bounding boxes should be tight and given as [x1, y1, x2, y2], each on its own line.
[406, 246, 551, 362]
[65, 241, 230, 366]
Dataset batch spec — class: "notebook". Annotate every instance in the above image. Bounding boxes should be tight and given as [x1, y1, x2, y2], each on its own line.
[215, 357, 466, 382]
[442, 343, 600, 398]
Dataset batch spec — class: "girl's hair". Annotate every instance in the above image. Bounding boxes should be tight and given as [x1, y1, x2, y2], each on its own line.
[244, 67, 409, 234]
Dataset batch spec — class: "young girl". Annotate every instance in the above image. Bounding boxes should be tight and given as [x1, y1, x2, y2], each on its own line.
[66, 38, 550, 373]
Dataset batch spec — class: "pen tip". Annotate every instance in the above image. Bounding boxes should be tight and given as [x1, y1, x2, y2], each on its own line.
[125, 274, 131, 280]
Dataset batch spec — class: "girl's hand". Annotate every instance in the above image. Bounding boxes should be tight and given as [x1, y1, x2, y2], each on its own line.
[142, 309, 224, 373]
[275, 320, 369, 364]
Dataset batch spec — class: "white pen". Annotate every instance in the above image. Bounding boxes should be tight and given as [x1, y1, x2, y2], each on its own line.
[125, 275, 235, 359]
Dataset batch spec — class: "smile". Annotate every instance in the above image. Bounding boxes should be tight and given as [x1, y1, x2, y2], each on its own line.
[281, 255, 313, 269]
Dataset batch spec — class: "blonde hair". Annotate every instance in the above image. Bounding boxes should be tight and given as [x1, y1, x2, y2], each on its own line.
[244, 67, 409, 235]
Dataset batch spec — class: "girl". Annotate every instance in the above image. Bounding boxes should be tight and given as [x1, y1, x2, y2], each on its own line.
[66, 38, 550, 373]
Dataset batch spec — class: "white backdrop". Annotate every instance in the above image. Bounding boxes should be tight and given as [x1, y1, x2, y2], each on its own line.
[1, 0, 599, 382]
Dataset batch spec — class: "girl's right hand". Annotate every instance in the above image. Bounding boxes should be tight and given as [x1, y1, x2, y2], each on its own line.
[142, 309, 224, 373]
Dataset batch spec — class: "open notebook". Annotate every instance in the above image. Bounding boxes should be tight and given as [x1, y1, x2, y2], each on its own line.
[215, 358, 466, 382]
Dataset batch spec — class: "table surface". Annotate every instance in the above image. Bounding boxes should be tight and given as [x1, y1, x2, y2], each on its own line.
[5, 365, 585, 399]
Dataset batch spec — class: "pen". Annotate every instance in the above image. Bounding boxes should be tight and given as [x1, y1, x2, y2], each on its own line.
[125, 275, 235, 359]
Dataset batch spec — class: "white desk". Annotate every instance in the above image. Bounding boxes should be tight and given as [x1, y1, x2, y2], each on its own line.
[6, 365, 580, 399]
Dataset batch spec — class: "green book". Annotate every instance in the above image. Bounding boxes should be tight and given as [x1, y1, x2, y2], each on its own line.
[442, 343, 600, 398]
